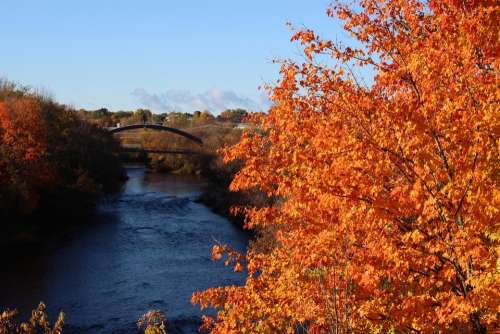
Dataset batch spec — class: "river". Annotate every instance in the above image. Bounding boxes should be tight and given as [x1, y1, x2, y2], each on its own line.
[0, 165, 248, 333]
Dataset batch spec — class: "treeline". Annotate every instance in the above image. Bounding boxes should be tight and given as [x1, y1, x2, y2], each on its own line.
[79, 107, 248, 128]
[0, 81, 125, 225]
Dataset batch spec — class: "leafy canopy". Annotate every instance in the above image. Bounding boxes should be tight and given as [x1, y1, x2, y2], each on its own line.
[193, 1, 499, 333]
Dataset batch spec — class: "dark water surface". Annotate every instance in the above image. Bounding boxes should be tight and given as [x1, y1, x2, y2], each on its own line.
[0, 165, 248, 333]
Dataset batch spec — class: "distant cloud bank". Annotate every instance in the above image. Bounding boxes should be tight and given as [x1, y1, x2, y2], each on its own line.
[132, 88, 270, 114]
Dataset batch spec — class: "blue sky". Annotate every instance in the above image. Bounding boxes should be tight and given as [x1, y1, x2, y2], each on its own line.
[0, 0, 348, 114]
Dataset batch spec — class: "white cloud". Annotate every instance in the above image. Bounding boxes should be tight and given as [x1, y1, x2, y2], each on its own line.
[131, 87, 266, 114]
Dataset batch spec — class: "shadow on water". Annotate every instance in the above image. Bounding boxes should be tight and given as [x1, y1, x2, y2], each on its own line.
[0, 164, 248, 334]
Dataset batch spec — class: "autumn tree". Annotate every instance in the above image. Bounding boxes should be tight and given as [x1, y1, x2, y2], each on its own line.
[217, 109, 248, 123]
[163, 112, 192, 128]
[192, 110, 216, 125]
[0, 81, 124, 220]
[0, 96, 52, 214]
[193, 1, 499, 333]
[134, 108, 153, 124]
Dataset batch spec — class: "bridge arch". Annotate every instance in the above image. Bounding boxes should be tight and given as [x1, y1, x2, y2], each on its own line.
[109, 124, 203, 145]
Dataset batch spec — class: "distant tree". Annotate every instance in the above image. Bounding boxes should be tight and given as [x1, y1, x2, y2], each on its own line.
[92, 108, 110, 118]
[77, 109, 88, 118]
[192, 110, 215, 125]
[114, 111, 134, 119]
[78, 108, 115, 127]
[217, 108, 248, 123]
[111, 111, 135, 126]
[133, 109, 153, 124]
[152, 113, 168, 124]
[163, 112, 192, 128]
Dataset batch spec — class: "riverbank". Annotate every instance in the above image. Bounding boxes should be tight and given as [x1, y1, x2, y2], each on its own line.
[146, 157, 262, 228]
[0, 81, 127, 245]
[0, 183, 127, 249]
[195, 184, 245, 224]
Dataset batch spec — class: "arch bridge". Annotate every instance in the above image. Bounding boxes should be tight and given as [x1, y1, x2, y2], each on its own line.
[108, 124, 203, 154]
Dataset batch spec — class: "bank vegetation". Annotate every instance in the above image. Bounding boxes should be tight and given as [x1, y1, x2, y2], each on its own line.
[0, 81, 125, 242]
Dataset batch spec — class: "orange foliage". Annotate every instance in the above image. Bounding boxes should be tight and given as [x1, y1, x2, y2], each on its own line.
[0, 303, 64, 334]
[193, 1, 499, 333]
[0, 97, 49, 169]
[0, 97, 53, 212]
[0, 82, 124, 218]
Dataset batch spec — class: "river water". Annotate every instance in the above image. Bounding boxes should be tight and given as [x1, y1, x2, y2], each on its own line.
[0, 165, 248, 333]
